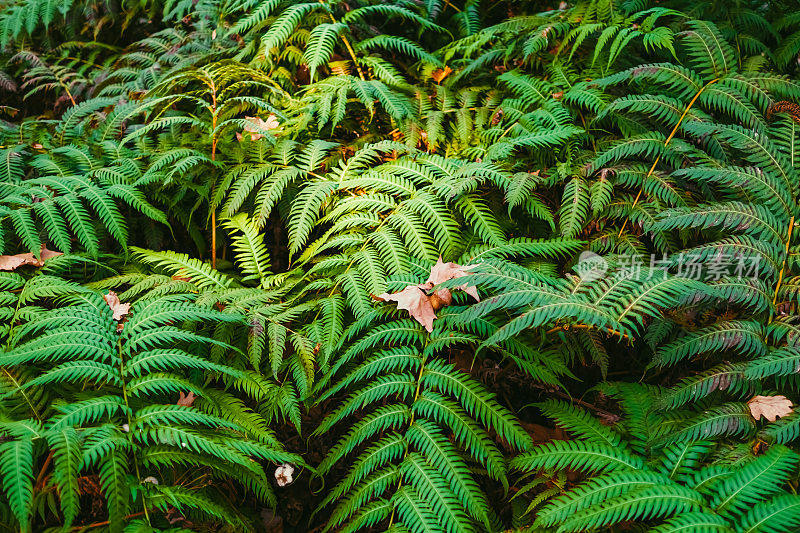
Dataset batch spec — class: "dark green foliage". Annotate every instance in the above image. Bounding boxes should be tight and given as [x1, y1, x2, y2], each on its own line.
[0, 276, 301, 530]
[1, 0, 800, 531]
[514, 392, 800, 532]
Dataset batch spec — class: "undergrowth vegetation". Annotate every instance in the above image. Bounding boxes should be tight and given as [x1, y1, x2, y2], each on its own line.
[1, 0, 800, 531]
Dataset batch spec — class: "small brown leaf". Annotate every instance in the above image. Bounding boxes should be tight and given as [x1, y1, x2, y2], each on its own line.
[103, 291, 131, 321]
[429, 289, 452, 311]
[748, 395, 794, 422]
[0, 245, 63, 271]
[177, 391, 196, 407]
[374, 285, 436, 332]
[490, 108, 503, 125]
[552, 91, 564, 99]
[426, 257, 480, 301]
[0, 254, 29, 271]
[39, 246, 62, 262]
[238, 115, 280, 141]
[431, 66, 452, 83]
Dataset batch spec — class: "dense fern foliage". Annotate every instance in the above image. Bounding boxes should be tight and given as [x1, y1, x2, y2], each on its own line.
[514, 386, 800, 532]
[0, 274, 302, 531]
[2, 0, 800, 531]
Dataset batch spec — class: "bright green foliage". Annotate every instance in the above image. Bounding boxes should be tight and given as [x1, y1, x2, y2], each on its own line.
[0, 274, 301, 531]
[0, 121, 166, 256]
[313, 316, 532, 532]
[1, 0, 800, 530]
[514, 388, 800, 532]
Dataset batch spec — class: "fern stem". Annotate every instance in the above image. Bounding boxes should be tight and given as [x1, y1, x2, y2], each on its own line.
[211, 89, 218, 270]
[1, 369, 41, 423]
[62, 84, 77, 108]
[69, 512, 146, 531]
[387, 345, 428, 527]
[117, 335, 151, 525]
[3, 293, 42, 422]
[211, 210, 217, 270]
[33, 450, 54, 489]
[772, 215, 795, 310]
[340, 35, 366, 81]
[442, 0, 462, 12]
[546, 323, 629, 341]
[321, 2, 366, 81]
[409, 354, 427, 420]
[617, 77, 719, 237]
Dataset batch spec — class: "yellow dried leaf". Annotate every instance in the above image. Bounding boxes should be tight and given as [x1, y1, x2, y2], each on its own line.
[431, 66, 452, 83]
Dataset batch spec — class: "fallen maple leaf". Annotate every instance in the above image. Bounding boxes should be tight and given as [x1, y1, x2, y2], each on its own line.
[0, 255, 29, 271]
[177, 391, 196, 407]
[236, 115, 280, 141]
[748, 395, 794, 422]
[0, 245, 63, 271]
[40, 246, 62, 261]
[103, 291, 131, 321]
[375, 259, 482, 331]
[426, 257, 480, 302]
[374, 285, 436, 332]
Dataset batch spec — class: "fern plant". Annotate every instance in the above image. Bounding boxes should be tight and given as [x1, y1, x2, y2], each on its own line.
[312, 305, 533, 533]
[0, 110, 167, 256]
[438, 8, 800, 442]
[513, 384, 800, 532]
[577, 18, 800, 436]
[3, 0, 800, 530]
[0, 273, 301, 531]
[223, 0, 447, 82]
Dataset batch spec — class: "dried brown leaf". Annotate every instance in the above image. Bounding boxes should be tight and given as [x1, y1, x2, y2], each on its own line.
[177, 391, 196, 407]
[103, 291, 131, 321]
[429, 289, 452, 311]
[374, 285, 436, 332]
[748, 395, 794, 422]
[0, 254, 29, 271]
[39, 246, 63, 261]
[238, 115, 280, 141]
[426, 257, 480, 301]
[0, 245, 63, 270]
